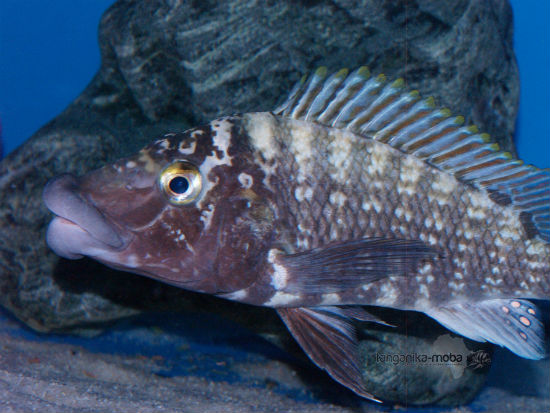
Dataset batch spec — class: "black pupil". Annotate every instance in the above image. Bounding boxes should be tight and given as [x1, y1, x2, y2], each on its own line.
[169, 176, 190, 194]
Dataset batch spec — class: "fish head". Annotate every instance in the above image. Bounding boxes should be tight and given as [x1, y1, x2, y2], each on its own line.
[43, 116, 277, 294]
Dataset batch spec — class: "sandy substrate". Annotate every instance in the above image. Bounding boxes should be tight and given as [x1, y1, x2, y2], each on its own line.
[0, 308, 548, 412]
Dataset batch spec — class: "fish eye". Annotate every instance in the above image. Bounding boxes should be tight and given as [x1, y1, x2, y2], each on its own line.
[169, 176, 189, 194]
[159, 161, 202, 205]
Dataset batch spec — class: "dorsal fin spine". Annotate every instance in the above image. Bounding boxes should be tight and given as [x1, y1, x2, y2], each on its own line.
[398, 113, 456, 152]
[352, 82, 406, 131]
[463, 163, 515, 181]
[438, 146, 501, 171]
[414, 128, 473, 159]
[276, 80, 303, 115]
[315, 68, 372, 125]
[426, 140, 500, 167]
[290, 67, 329, 119]
[375, 98, 432, 143]
[510, 172, 548, 189]
[355, 92, 420, 137]
[304, 68, 348, 121]
[515, 188, 549, 201]
[332, 76, 385, 127]
[276, 67, 550, 242]
[519, 174, 549, 190]
[498, 174, 543, 190]
[459, 149, 509, 169]
[518, 198, 548, 210]
[456, 156, 516, 180]
[386, 108, 452, 149]
[427, 132, 485, 157]
[479, 167, 526, 187]
[460, 160, 520, 181]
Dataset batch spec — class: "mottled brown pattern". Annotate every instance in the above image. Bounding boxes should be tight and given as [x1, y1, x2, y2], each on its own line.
[45, 117, 280, 298]
[42, 110, 547, 399]
[247, 114, 549, 310]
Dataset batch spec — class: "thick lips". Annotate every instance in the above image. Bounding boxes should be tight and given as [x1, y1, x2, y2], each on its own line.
[43, 174, 125, 259]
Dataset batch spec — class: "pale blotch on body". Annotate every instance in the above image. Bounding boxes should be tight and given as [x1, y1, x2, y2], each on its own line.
[138, 150, 160, 173]
[197, 118, 234, 207]
[268, 249, 289, 290]
[366, 142, 391, 177]
[179, 137, 197, 154]
[245, 113, 278, 161]
[294, 186, 314, 202]
[264, 291, 301, 307]
[289, 120, 317, 185]
[329, 191, 348, 207]
[199, 204, 215, 231]
[222, 289, 248, 301]
[238, 172, 254, 189]
[396, 154, 423, 197]
[326, 129, 354, 183]
[245, 113, 279, 184]
[375, 278, 399, 306]
[320, 292, 342, 305]
[429, 172, 458, 205]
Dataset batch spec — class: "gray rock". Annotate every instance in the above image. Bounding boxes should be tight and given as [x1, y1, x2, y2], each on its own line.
[357, 308, 493, 405]
[0, 0, 519, 406]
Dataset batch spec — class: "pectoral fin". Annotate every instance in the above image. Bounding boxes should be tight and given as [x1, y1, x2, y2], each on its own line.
[277, 306, 383, 402]
[278, 238, 437, 294]
[427, 298, 546, 359]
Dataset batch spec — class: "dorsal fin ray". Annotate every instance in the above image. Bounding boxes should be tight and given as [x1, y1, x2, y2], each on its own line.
[274, 67, 550, 243]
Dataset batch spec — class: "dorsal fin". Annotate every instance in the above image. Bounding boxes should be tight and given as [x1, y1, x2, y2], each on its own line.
[274, 67, 550, 243]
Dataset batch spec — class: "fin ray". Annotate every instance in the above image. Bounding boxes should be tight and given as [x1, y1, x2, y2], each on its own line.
[426, 299, 547, 359]
[275, 68, 550, 242]
[277, 238, 437, 295]
[277, 306, 381, 401]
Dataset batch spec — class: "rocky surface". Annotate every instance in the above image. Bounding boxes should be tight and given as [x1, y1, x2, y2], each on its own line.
[357, 309, 494, 405]
[0, 0, 525, 407]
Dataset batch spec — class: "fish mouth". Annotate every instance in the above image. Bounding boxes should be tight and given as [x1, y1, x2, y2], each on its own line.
[43, 174, 130, 259]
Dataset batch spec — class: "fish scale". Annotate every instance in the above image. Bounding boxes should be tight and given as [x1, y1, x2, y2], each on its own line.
[246, 114, 548, 310]
[43, 68, 549, 401]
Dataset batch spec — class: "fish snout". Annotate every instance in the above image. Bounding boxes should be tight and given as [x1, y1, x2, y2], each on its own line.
[43, 174, 127, 259]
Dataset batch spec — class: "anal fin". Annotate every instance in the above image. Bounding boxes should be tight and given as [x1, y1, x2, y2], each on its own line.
[277, 306, 382, 402]
[426, 299, 547, 359]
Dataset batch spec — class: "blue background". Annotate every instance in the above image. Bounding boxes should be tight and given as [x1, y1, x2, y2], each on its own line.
[0, 0, 548, 167]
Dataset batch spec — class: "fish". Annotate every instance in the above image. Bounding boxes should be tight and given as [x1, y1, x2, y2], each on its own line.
[43, 67, 550, 401]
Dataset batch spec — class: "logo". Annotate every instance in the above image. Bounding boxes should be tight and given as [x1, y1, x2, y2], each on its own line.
[374, 334, 492, 379]
[467, 349, 492, 370]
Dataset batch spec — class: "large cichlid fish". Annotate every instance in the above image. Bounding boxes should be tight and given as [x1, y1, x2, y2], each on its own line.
[43, 67, 549, 401]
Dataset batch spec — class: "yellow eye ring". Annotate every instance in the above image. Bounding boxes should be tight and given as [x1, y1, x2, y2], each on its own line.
[159, 161, 202, 205]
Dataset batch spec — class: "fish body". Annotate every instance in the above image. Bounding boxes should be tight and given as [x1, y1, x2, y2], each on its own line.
[43, 68, 550, 401]
[223, 113, 550, 308]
